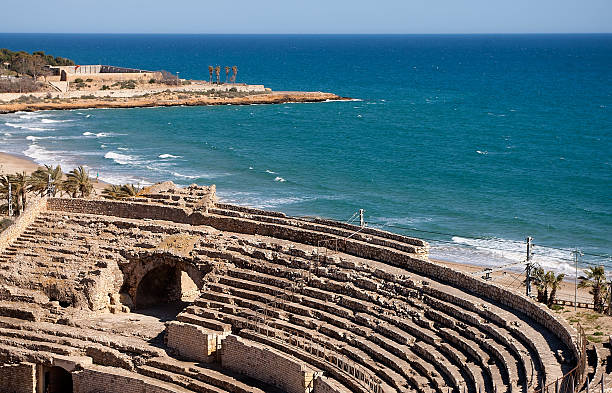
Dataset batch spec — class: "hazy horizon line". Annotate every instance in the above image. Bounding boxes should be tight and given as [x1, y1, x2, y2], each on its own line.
[1, 32, 611, 36]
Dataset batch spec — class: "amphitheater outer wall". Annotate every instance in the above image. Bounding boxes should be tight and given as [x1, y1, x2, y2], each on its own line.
[0, 196, 47, 254]
[0, 362, 36, 393]
[45, 197, 580, 366]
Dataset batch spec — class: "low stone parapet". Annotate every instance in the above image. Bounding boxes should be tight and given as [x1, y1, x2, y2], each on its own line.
[165, 321, 227, 363]
[222, 334, 321, 393]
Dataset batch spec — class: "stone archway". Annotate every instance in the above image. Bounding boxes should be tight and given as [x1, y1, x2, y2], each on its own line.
[119, 252, 207, 310]
[60, 70, 67, 81]
[133, 264, 200, 308]
[41, 366, 73, 393]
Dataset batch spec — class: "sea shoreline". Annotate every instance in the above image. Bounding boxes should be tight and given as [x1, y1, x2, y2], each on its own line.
[2, 149, 609, 337]
[0, 91, 350, 115]
[0, 150, 595, 300]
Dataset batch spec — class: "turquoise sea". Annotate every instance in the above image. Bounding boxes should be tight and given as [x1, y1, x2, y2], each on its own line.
[0, 34, 610, 274]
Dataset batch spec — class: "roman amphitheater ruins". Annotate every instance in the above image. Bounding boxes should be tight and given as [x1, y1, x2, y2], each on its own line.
[0, 182, 590, 393]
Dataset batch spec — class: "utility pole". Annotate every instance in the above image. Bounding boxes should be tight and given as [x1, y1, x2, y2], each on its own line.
[47, 173, 52, 197]
[7, 182, 12, 217]
[572, 248, 583, 311]
[525, 237, 533, 298]
[359, 209, 365, 227]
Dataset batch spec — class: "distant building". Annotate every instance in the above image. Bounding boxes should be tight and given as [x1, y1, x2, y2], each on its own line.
[47, 64, 161, 82]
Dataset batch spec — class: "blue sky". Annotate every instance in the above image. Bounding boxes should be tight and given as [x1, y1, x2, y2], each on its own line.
[1, 0, 610, 34]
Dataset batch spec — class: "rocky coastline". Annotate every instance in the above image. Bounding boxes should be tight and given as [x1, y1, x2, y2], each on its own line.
[0, 91, 350, 114]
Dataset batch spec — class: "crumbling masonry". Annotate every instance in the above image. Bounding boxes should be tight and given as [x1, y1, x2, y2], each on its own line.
[0, 182, 580, 393]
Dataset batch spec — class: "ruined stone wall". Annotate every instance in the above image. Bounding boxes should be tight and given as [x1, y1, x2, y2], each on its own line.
[0, 362, 36, 393]
[313, 376, 352, 393]
[73, 366, 179, 393]
[166, 321, 225, 363]
[0, 197, 47, 254]
[65, 72, 160, 83]
[221, 334, 318, 393]
[45, 197, 579, 363]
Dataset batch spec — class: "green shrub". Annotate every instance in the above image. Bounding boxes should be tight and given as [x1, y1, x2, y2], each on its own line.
[0, 218, 13, 233]
[101, 85, 110, 90]
[85, 78, 93, 82]
[81, 94, 96, 99]
[229, 87, 238, 92]
[149, 78, 156, 84]
[74, 78, 83, 83]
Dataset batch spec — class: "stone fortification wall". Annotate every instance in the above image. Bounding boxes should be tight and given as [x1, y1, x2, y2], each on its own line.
[45, 197, 579, 364]
[64, 72, 160, 83]
[221, 334, 320, 393]
[0, 197, 47, 254]
[0, 82, 266, 103]
[0, 362, 36, 393]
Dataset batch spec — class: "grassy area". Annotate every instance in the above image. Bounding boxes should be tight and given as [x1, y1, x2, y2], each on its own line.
[554, 306, 612, 342]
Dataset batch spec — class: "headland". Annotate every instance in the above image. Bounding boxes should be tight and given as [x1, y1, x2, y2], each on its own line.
[0, 51, 350, 114]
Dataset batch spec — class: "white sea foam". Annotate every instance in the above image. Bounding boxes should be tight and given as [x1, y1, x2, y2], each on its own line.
[172, 172, 199, 179]
[82, 132, 112, 138]
[436, 236, 579, 276]
[5, 122, 52, 132]
[159, 154, 182, 159]
[117, 147, 129, 151]
[41, 119, 71, 124]
[274, 177, 286, 182]
[265, 169, 276, 174]
[104, 151, 135, 165]
[476, 150, 488, 155]
[26, 136, 54, 141]
[23, 144, 66, 166]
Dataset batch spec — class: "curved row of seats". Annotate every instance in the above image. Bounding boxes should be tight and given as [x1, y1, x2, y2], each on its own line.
[185, 229, 569, 393]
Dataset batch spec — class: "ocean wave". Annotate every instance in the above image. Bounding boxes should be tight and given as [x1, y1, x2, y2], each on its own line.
[438, 236, 579, 276]
[219, 192, 310, 209]
[98, 173, 153, 186]
[41, 118, 71, 124]
[159, 154, 182, 159]
[26, 136, 55, 141]
[83, 132, 113, 138]
[274, 177, 286, 182]
[23, 144, 66, 166]
[476, 150, 488, 155]
[5, 122, 53, 132]
[104, 151, 136, 165]
[265, 169, 276, 174]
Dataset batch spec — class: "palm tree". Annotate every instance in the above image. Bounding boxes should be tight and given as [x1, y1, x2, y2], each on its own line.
[28, 165, 63, 196]
[63, 166, 93, 198]
[231, 66, 238, 84]
[215, 66, 221, 84]
[102, 184, 142, 200]
[547, 272, 565, 308]
[530, 267, 547, 303]
[579, 266, 609, 312]
[101, 184, 122, 200]
[208, 66, 214, 83]
[9, 172, 28, 209]
[225, 66, 230, 83]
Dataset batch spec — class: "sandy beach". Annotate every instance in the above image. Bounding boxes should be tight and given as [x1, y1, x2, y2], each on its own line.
[0, 151, 108, 193]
